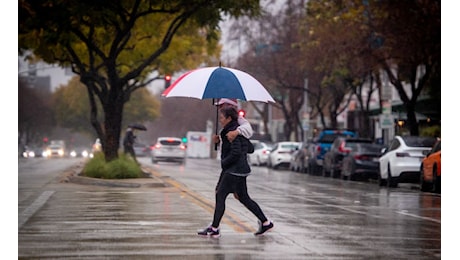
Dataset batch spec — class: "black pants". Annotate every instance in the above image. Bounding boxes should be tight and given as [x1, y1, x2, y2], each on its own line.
[212, 173, 268, 228]
[124, 145, 137, 163]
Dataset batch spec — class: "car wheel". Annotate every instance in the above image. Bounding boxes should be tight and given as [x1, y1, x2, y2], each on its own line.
[256, 156, 261, 166]
[301, 161, 307, 174]
[322, 166, 329, 177]
[420, 165, 431, 192]
[432, 165, 440, 193]
[332, 169, 339, 179]
[378, 169, 387, 186]
[305, 162, 313, 175]
[349, 163, 357, 181]
[387, 164, 398, 188]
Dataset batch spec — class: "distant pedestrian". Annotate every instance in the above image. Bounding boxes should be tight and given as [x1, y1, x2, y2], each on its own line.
[198, 107, 273, 238]
[123, 127, 138, 164]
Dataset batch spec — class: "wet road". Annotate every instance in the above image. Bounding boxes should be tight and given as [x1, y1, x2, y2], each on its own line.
[18, 157, 441, 259]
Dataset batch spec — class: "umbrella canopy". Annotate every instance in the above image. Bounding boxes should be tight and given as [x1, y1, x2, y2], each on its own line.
[161, 66, 275, 103]
[128, 123, 147, 131]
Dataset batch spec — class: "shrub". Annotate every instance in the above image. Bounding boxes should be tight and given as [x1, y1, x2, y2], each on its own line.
[82, 152, 142, 179]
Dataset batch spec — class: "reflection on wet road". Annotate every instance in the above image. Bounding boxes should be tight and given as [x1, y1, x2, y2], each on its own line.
[18, 157, 441, 259]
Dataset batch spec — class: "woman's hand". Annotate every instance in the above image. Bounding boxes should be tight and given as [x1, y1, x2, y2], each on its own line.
[226, 130, 239, 142]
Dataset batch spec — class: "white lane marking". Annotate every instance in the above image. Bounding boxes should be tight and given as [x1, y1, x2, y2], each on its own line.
[396, 210, 441, 224]
[19, 190, 55, 229]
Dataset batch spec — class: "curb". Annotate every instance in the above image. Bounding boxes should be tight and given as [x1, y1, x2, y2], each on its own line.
[61, 161, 168, 188]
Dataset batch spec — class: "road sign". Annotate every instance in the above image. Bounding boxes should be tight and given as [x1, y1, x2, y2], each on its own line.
[379, 114, 394, 129]
[382, 100, 392, 114]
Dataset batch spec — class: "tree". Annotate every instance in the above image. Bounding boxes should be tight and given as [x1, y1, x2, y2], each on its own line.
[303, 0, 441, 135]
[234, 0, 307, 141]
[53, 76, 160, 139]
[19, 0, 261, 161]
[370, 0, 440, 135]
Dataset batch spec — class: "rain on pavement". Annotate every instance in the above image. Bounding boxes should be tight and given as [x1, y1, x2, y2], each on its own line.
[18, 157, 441, 259]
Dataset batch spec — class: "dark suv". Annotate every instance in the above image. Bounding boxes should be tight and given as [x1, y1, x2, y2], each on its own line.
[322, 137, 373, 178]
[308, 129, 357, 175]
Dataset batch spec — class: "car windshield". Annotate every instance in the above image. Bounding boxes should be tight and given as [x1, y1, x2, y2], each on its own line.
[355, 144, 383, 153]
[280, 143, 299, 150]
[319, 134, 349, 143]
[401, 136, 436, 147]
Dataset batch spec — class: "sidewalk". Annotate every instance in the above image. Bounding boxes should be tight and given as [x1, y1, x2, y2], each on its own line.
[19, 161, 293, 259]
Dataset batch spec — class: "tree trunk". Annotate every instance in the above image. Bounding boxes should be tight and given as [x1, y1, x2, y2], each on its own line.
[103, 94, 124, 162]
[405, 104, 419, 136]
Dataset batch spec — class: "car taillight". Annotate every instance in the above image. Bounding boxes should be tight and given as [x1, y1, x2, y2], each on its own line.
[354, 155, 370, 160]
[396, 152, 410, 157]
[316, 146, 321, 152]
[154, 144, 161, 149]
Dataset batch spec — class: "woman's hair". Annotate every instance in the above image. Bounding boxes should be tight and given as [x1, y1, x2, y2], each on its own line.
[220, 106, 238, 121]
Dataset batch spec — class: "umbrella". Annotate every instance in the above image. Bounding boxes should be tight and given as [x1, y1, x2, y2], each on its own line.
[161, 66, 275, 103]
[161, 65, 275, 150]
[128, 123, 147, 131]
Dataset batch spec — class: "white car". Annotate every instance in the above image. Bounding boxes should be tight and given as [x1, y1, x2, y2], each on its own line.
[150, 137, 186, 164]
[378, 135, 437, 187]
[267, 141, 301, 169]
[248, 142, 273, 166]
[44, 144, 66, 158]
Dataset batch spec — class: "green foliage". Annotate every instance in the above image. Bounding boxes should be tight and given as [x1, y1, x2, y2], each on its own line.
[420, 125, 441, 138]
[53, 76, 160, 137]
[19, 0, 261, 161]
[83, 152, 142, 179]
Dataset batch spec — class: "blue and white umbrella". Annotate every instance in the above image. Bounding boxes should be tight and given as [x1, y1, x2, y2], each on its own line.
[162, 66, 275, 103]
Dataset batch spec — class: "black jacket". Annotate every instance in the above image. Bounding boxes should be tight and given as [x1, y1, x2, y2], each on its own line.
[220, 120, 251, 176]
[123, 130, 135, 148]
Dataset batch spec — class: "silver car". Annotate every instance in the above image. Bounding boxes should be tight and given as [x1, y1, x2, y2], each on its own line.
[150, 137, 186, 164]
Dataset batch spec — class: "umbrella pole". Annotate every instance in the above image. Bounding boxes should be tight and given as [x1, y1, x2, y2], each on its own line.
[214, 98, 219, 151]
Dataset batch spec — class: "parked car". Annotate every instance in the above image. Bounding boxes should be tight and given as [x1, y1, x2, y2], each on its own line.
[420, 138, 441, 193]
[248, 142, 273, 166]
[341, 143, 384, 181]
[378, 135, 437, 188]
[267, 142, 301, 169]
[309, 129, 357, 174]
[322, 137, 374, 178]
[150, 137, 187, 164]
[133, 143, 149, 157]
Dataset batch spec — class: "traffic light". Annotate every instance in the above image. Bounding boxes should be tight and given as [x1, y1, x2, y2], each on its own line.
[164, 75, 171, 89]
[182, 137, 187, 143]
[238, 109, 246, 117]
